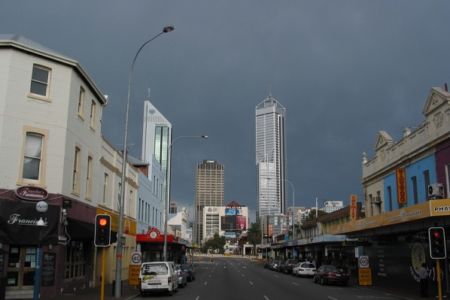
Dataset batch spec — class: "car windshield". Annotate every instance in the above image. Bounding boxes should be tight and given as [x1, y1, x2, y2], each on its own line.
[301, 263, 315, 268]
[142, 263, 168, 275]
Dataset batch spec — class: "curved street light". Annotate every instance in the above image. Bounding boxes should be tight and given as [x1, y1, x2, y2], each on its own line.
[163, 135, 208, 261]
[115, 25, 174, 298]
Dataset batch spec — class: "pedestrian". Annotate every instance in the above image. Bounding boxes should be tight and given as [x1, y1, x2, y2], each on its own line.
[418, 263, 428, 297]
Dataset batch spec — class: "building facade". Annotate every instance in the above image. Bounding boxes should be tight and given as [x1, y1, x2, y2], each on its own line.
[0, 35, 138, 299]
[193, 160, 224, 245]
[255, 94, 286, 220]
[202, 203, 248, 243]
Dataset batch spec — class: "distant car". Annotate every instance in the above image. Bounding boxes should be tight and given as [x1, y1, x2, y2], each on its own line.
[293, 262, 316, 277]
[175, 264, 188, 287]
[313, 264, 350, 286]
[181, 264, 196, 282]
[282, 259, 299, 274]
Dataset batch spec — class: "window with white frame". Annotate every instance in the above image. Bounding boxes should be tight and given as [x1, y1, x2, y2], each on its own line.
[86, 156, 93, 199]
[22, 132, 44, 181]
[90, 100, 96, 129]
[72, 147, 81, 193]
[78, 87, 85, 118]
[30, 64, 50, 97]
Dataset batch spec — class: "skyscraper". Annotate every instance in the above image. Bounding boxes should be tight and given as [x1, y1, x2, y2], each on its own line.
[193, 160, 224, 245]
[255, 94, 286, 221]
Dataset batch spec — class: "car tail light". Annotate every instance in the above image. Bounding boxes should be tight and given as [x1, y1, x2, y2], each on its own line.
[327, 272, 336, 277]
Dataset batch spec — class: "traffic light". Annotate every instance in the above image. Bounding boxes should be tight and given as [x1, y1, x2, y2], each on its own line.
[95, 214, 111, 247]
[428, 227, 447, 259]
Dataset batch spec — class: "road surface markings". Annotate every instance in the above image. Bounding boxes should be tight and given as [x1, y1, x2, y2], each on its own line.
[208, 274, 211, 278]
[249, 281, 254, 286]
[195, 297, 200, 300]
[264, 295, 270, 300]
[241, 274, 245, 277]
[204, 281, 208, 286]
[292, 282, 299, 286]
[328, 297, 338, 300]
[274, 275, 279, 278]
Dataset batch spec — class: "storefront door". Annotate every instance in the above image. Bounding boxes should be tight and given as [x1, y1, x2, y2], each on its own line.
[6, 245, 36, 297]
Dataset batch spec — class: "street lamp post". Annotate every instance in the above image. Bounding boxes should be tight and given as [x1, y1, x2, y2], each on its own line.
[115, 25, 174, 298]
[284, 179, 295, 240]
[163, 135, 208, 261]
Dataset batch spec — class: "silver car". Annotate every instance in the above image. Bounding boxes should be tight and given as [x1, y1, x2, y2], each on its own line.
[293, 262, 316, 277]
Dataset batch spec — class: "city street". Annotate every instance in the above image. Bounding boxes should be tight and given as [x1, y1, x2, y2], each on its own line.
[135, 256, 416, 300]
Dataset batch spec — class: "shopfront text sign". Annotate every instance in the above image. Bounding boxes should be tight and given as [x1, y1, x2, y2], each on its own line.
[15, 186, 48, 201]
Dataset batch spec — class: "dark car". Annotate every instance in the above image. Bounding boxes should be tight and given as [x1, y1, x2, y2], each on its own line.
[283, 259, 299, 274]
[181, 264, 195, 282]
[313, 264, 350, 286]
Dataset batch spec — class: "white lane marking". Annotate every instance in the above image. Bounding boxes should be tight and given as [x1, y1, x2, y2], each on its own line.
[292, 282, 299, 286]
[204, 281, 208, 286]
[274, 275, 279, 278]
[195, 297, 200, 300]
[208, 274, 211, 278]
[264, 295, 270, 300]
[241, 274, 245, 277]
[249, 281, 254, 286]
[328, 297, 338, 300]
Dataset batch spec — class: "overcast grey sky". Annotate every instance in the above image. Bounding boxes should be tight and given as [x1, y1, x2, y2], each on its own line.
[2, 1, 450, 221]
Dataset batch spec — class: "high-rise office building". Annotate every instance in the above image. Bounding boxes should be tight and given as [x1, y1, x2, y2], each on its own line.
[255, 94, 286, 221]
[193, 160, 224, 245]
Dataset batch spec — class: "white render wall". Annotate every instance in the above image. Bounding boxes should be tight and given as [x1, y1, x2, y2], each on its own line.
[0, 43, 105, 208]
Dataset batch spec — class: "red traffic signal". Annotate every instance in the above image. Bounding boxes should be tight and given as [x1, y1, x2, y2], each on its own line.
[95, 214, 111, 247]
[428, 227, 447, 260]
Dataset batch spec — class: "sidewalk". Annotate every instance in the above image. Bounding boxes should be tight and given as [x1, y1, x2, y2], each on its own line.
[52, 283, 140, 300]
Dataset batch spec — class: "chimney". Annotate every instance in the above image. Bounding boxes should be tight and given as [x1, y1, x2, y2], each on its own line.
[403, 127, 411, 137]
[445, 83, 448, 92]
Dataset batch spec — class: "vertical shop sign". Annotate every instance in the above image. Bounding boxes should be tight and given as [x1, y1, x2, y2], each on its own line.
[396, 168, 407, 205]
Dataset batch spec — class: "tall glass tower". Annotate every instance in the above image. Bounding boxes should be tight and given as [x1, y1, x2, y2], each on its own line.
[255, 94, 286, 221]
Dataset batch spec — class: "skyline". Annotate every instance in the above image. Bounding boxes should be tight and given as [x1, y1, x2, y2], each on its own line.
[2, 1, 450, 222]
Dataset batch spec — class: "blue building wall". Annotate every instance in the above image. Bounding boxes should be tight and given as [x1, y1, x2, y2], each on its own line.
[405, 155, 436, 205]
[137, 159, 165, 234]
[384, 154, 436, 211]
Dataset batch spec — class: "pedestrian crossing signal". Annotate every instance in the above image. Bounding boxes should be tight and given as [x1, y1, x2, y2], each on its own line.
[428, 227, 446, 259]
[95, 214, 111, 247]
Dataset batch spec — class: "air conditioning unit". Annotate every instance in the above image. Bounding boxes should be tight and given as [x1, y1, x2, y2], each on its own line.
[428, 183, 444, 199]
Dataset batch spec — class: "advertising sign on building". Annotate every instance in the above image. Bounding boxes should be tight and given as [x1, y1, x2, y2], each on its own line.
[350, 194, 358, 221]
[396, 168, 407, 205]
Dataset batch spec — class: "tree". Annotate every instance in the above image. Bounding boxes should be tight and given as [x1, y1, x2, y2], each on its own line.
[202, 233, 226, 254]
[247, 222, 261, 254]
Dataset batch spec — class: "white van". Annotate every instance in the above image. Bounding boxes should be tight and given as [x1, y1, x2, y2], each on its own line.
[139, 261, 178, 295]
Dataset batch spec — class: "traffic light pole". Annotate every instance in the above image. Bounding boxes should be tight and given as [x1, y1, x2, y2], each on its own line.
[100, 248, 106, 300]
[437, 260, 443, 300]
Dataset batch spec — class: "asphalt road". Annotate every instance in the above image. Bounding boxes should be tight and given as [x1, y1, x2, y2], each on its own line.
[134, 256, 417, 300]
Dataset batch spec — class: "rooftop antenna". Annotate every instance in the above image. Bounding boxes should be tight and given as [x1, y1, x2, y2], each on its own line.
[147, 88, 151, 99]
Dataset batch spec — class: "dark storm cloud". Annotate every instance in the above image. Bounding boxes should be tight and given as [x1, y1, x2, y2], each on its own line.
[2, 0, 450, 221]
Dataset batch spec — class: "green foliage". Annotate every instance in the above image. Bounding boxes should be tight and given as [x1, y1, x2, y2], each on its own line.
[202, 232, 226, 253]
[247, 222, 261, 247]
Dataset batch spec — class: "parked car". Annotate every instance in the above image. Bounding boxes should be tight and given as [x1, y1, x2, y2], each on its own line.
[139, 261, 178, 296]
[181, 264, 196, 281]
[313, 264, 350, 286]
[175, 264, 188, 287]
[282, 259, 299, 274]
[293, 262, 316, 277]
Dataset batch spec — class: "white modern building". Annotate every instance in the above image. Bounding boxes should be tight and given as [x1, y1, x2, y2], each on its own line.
[168, 206, 191, 242]
[321, 201, 344, 213]
[202, 205, 248, 243]
[255, 94, 286, 220]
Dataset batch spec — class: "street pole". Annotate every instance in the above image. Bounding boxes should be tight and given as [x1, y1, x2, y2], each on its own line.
[115, 25, 174, 298]
[163, 135, 208, 261]
[284, 179, 295, 240]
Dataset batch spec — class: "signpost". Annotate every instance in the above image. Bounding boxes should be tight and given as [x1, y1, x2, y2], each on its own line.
[128, 252, 141, 286]
[428, 227, 446, 300]
[358, 255, 372, 286]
